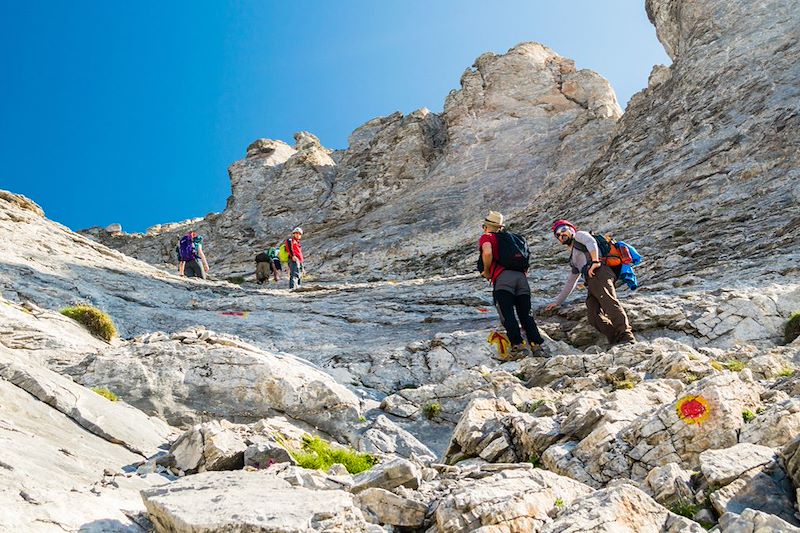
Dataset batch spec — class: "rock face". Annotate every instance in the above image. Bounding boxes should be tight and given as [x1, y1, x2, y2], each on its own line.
[141, 472, 370, 532]
[82, 41, 621, 280]
[2, 0, 800, 530]
[68, 328, 363, 440]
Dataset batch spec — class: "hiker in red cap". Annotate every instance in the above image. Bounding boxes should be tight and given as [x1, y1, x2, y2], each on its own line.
[545, 219, 635, 345]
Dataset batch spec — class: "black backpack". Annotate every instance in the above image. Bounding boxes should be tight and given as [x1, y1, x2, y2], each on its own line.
[476, 230, 530, 273]
[255, 252, 270, 263]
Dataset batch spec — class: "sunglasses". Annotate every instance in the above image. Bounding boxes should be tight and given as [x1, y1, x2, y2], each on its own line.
[555, 226, 573, 238]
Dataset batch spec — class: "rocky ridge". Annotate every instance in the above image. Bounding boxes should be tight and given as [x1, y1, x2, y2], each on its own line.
[1, 0, 800, 531]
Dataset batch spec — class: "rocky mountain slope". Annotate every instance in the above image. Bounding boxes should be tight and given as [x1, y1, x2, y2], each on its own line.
[2, 0, 800, 531]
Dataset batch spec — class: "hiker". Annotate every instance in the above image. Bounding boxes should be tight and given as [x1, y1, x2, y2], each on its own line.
[544, 219, 635, 345]
[178, 231, 209, 279]
[479, 211, 545, 360]
[255, 246, 281, 284]
[286, 227, 304, 290]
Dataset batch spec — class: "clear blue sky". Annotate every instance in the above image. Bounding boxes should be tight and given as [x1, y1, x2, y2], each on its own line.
[0, 1, 669, 233]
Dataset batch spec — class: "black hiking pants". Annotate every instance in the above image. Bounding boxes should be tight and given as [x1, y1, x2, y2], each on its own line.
[494, 290, 545, 346]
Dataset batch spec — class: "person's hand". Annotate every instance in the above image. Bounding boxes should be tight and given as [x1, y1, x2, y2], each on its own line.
[204, 265, 210, 273]
[588, 262, 600, 278]
[544, 303, 559, 312]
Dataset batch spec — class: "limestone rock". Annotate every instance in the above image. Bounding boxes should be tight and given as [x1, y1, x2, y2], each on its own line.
[350, 458, 420, 494]
[718, 508, 800, 533]
[356, 487, 427, 528]
[434, 468, 593, 532]
[740, 398, 800, 448]
[170, 421, 247, 473]
[699, 443, 776, 487]
[140, 471, 370, 532]
[643, 463, 694, 506]
[71, 331, 362, 441]
[541, 484, 705, 532]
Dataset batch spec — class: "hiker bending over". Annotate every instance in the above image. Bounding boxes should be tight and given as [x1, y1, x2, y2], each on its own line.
[286, 227, 304, 290]
[178, 231, 209, 279]
[544, 219, 635, 345]
[479, 211, 545, 360]
[255, 246, 281, 284]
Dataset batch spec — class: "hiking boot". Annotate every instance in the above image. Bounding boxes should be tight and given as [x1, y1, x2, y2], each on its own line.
[507, 345, 532, 361]
[530, 344, 548, 358]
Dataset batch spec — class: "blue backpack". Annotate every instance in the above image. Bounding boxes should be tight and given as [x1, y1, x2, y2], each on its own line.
[178, 235, 196, 261]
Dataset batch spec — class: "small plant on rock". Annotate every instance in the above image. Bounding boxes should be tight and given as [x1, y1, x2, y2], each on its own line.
[357, 415, 367, 423]
[669, 500, 698, 519]
[614, 380, 635, 390]
[60, 305, 117, 341]
[742, 409, 756, 423]
[785, 311, 800, 344]
[554, 497, 564, 508]
[723, 360, 746, 372]
[290, 435, 375, 475]
[710, 360, 724, 371]
[91, 387, 118, 401]
[527, 399, 546, 413]
[778, 367, 795, 378]
[423, 402, 443, 420]
[529, 453, 542, 469]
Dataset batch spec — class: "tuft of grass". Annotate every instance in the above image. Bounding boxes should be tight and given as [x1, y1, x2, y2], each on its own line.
[669, 500, 698, 519]
[357, 415, 367, 423]
[723, 360, 746, 372]
[710, 360, 724, 371]
[226, 275, 246, 285]
[554, 497, 564, 508]
[290, 435, 375, 475]
[778, 367, 795, 378]
[786, 312, 800, 344]
[514, 372, 526, 381]
[684, 372, 698, 383]
[423, 402, 442, 420]
[742, 409, 756, 423]
[529, 453, 542, 469]
[91, 387, 118, 401]
[527, 399, 546, 413]
[60, 305, 117, 341]
[614, 380, 635, 390]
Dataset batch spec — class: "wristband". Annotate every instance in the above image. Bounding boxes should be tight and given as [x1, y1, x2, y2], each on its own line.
[592, 261, 601, 265]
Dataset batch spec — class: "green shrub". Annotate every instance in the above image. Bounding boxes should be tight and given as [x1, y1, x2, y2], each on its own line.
[527, 399, 546, 413]
[60, 305, 117, 341]
[529, 453, 542, 469]
[290, 435, 375, 475]
[669, 500, 698, 519]
[423, 402, 442, 420]
[614, 380, 635, 390]
[91, 387, 118, 401]
[742, 409, 756, 423]
[778, 367, 795, 378]
[723, 360, 746, 372]
[226, 275, 246, 285]
[786, 312, 800, 344]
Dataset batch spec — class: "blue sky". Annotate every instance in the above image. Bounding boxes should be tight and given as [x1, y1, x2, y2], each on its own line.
[0, 1, 669, 233]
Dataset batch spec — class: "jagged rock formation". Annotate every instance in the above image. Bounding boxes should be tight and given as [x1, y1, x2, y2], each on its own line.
[2, 0, 800, 530]
[83, 41, 621, 279]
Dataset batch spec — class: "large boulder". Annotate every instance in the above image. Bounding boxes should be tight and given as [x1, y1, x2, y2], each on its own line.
[141, 471, 371, 532]
[71, 329, 362, 441]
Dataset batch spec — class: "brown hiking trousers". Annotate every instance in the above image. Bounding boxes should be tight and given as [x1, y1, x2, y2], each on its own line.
[585, 265, 635, 344]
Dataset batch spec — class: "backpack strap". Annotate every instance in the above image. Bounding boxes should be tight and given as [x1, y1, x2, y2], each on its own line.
[286, 239, 294, 260]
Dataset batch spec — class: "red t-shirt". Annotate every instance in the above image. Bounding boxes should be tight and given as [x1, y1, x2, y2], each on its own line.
[288, 238, 304, 263]
[478, 233, 504, 284]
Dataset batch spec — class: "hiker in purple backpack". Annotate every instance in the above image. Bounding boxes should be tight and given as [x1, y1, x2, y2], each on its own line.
[178, 231, 209, 279]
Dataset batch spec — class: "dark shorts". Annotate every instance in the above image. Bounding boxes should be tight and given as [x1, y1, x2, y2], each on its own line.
[493, 269, 531, 296]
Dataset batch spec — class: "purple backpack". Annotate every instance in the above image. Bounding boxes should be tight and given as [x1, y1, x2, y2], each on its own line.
[178, 235, 196, 261]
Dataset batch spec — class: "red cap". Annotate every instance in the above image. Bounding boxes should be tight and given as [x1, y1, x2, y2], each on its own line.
[551, 219, 576, 234]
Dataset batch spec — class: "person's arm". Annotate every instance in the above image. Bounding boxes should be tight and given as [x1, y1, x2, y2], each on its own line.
[480, 242, 493, 280]
[197, 246, 209, 272]
[546, 271, 580, 310]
